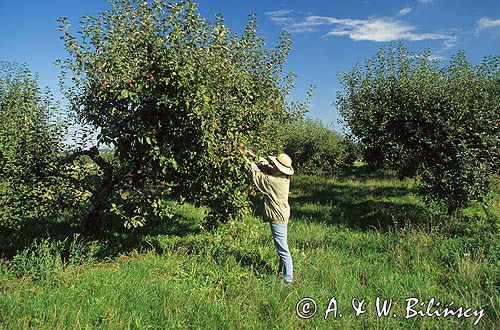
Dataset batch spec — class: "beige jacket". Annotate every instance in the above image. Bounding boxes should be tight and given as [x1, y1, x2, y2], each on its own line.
[244, 157, 291, 224]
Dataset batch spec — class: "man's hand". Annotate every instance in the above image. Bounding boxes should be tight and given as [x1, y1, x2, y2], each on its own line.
[247, 187, 257, 197]
[246, 149, 257, 158]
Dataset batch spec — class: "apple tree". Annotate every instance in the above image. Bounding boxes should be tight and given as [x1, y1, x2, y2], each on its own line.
[58, 0, 299, 232]
[0, 62, 73, 231]
[337, 44, 499, 215]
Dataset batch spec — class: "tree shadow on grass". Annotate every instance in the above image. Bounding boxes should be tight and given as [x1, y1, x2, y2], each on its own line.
[95, 211, 203, 260]
[290, 174, 430, 231]
[336, 165, 400, 182]
[218, 248, 275, 276]
[1, 165, 429, 261]
[0, 204, 203, 261]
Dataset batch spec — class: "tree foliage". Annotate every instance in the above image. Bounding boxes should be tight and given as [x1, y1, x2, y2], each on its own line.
[0, 62, 69, 230]
[58, 0, 299, 228]
[278, 119, 348, 175]
[337, 44, 499, 213]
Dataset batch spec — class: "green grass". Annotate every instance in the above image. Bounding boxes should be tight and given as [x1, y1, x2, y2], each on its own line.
[0, 166, 498, 329]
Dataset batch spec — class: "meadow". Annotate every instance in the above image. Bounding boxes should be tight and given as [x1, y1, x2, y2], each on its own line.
[0, 165, 498, 329]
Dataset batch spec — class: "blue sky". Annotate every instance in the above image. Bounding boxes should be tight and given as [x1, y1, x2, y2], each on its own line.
[1, 0, 499, 131]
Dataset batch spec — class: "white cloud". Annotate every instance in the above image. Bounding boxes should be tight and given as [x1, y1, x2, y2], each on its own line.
[476, 17, 500, 30]
[418, 0, 434, 4]
[267, 12, 451, 43]
[266, 10, 297, 28]
[397, 6, 413, 16]
[266, 10, 321, 33]
[412, 53, 446, 61]
[321, 17, 448, 42]
[267, 10, 293, 22]
[428, 54, 445, 61]
[443, 36, 457, 49]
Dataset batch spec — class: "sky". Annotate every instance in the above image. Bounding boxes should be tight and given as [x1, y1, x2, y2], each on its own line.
[1, 0, 499, 132]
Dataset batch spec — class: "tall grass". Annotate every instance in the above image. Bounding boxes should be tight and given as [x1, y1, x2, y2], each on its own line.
[0, 167, 498, 329]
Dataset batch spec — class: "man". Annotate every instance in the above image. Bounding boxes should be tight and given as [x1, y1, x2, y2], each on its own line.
[244, 151, 294, 284]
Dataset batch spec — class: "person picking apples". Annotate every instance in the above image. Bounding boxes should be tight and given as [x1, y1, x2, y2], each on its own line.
[244, 149, 294, 284]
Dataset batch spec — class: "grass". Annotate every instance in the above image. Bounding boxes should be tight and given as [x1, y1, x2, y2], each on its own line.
[0, 165, 498, 329]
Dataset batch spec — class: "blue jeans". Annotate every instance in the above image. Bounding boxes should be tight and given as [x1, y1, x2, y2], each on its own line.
[270, 223, 293, 283]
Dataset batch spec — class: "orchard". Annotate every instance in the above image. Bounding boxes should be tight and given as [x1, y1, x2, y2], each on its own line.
[1, 1, 497, 236]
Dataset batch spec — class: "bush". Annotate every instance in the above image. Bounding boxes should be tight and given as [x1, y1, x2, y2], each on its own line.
[279, 119, 348, 175]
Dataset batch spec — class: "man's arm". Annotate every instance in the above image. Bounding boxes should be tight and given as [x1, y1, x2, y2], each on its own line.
[244, 156, 270, 195]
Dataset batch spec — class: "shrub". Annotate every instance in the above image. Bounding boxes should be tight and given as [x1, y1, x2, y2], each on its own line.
[279, 119, 347, 175]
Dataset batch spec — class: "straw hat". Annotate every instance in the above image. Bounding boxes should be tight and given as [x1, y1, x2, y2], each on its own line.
[269, 153, 294, 176]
